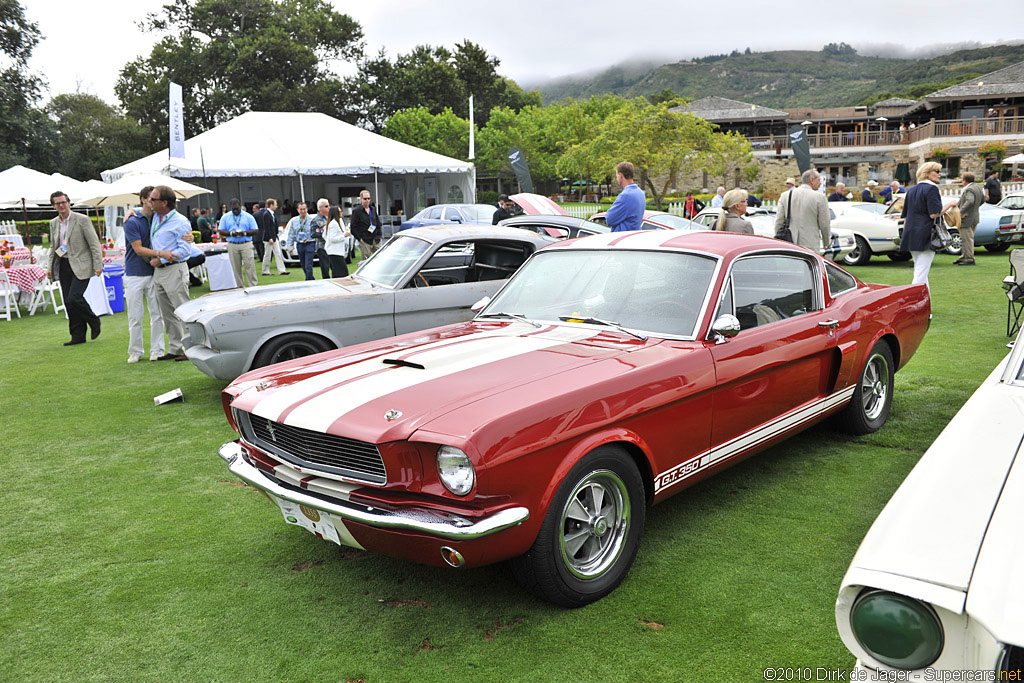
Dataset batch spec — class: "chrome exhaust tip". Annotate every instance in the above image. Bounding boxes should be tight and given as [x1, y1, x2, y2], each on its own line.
[440, 546, 465, 568]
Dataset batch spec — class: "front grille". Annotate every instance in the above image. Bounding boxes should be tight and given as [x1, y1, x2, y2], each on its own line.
[1001, 645, 1024, 676]
[243, 412, 387, 485]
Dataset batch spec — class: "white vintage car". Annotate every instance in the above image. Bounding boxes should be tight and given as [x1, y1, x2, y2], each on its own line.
[691, 206, 856, 260]
[828, 201, 906, 266]
[835, 328, 1024, 677]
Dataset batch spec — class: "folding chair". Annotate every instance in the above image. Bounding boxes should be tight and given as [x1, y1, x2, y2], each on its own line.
[28, 276, 65, 317]
[1005, 249, 1024, 337]
[0, 270, 22, 321]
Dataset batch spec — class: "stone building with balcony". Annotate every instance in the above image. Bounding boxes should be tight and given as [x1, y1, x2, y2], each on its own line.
[668, 60, 1024, 199]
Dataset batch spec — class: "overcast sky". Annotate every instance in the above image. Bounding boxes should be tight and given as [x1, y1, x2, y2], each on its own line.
[26, 0, 1024, 106]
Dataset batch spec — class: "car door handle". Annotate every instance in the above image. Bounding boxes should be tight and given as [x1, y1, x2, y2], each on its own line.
[817, 319, 839, 329]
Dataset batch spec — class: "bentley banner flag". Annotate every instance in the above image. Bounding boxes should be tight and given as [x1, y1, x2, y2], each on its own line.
[169, 82, 186, 160]
[508, 147, 534, 194]
[789, 124, 811, 175]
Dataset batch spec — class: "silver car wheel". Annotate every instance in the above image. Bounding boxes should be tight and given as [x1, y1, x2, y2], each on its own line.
[861, 352, 890, 421]
[559, 469, 630, 580]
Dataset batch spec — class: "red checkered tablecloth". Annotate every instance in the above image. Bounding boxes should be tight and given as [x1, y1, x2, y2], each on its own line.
[2, 246, 35, 264]
[2, 264, 47, 293]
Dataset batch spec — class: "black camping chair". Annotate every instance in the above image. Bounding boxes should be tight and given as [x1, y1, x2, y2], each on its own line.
[1005, 249, 1024, 337]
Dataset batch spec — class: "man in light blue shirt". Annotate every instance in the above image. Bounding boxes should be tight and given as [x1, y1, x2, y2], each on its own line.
[710, 186, 726, 208]
[605, 161, 646, 232]
[217, 198, 259, 287]
[283, 201, 317, 280]
[147, 185, 194, 360]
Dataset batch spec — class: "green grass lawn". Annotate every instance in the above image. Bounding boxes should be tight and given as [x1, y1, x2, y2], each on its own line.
[1, 247, 1018, 682]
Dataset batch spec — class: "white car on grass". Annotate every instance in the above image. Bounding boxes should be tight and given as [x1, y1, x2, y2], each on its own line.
[835, 327, 1024, 678]
[827, 201, 906, 266]
[691, 207, 856, 261]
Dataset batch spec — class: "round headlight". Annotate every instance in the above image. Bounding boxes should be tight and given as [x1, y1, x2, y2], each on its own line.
[436, 446, 475, 496]
[850, 590, 943, 670]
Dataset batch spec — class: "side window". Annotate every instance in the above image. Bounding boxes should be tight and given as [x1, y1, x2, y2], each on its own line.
[425, 207, 442, 220]
[730, 256, 818, 330]
[640, 221, 659, 231]
[825, 262, 857, 297]
[443, 208, 462, 222]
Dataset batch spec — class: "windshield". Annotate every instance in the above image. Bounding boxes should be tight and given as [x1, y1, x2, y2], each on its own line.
[460, 205, 498, 222]
[354, 235, 431, 288]
[647, 214, 702, 230]
[482, 250, 718, 338]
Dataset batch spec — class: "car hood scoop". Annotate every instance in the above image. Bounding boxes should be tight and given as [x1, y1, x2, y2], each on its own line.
[232, 322, 653, 442]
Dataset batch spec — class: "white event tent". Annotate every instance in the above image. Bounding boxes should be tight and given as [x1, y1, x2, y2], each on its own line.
[101, 111, 476, 233]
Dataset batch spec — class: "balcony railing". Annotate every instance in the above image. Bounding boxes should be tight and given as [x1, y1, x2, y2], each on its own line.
[747, 115, 1024, 151]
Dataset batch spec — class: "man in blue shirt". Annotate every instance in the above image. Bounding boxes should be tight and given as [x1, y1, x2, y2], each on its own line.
[605, 162, 646, 232]
[879, 181, 905, 204]
[123, 185, 165, 363]
[148, 185, 194, 361]
[217, 198, 259, 287]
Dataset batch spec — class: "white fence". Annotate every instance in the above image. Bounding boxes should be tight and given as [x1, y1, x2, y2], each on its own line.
[0, 220, 18, 235]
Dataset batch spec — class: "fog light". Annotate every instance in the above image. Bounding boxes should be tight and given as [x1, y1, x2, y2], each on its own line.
[851, 590, 943, 670]
[440, 546, 465, 568]
[437, 446, 475, 496]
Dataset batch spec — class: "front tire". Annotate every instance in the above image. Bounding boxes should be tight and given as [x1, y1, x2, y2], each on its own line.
[252, 332, 333, 370]
[944, 229, 962, 256]
[511, 446, 645, 607]
[836, 341, 895, 435]
[842, 235, 872, 266]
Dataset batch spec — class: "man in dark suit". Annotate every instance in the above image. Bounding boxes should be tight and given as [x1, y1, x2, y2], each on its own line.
[492, 194, 513, 224]
[350, 189, 382, 260]
[48, 190, 103, 346]
[251, 202, 266, 260]
[255, 198, 287, 275]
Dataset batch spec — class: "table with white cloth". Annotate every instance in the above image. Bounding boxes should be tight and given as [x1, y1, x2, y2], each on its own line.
[85, 275, 113, 316]
[0, 234, 25, 247]
[205, 252, 239, 291]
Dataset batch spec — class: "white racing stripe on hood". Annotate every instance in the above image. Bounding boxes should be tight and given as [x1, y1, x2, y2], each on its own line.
[283, 326, 595, 433]
[251, 323, 540, 421]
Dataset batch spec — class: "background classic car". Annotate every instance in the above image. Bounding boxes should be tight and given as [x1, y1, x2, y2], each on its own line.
[217, 230, 930, 606]
[176, 225, 550, 381]
[691, 206, 857, 260]
[835, 324, 1024, 678]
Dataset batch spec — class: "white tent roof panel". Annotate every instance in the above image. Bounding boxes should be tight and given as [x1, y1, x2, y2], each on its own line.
[103, 111, 473, 181]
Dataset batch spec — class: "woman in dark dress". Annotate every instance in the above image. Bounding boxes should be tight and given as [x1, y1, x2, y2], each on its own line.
[900, 162, 958, 291]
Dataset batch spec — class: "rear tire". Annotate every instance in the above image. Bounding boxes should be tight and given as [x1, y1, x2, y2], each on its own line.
[944, 230, 962, 256]
[836, 341, 895, 435]
[887, 252, 912, 262]
[842, 236, 872, 266]
[252, 332, 333, 370]
[511, 446, 645, 607]
[985, 243, 1010, 253]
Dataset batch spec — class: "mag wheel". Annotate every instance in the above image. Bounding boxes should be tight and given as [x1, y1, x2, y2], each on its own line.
[253, 333, 333, 370]
[511, 446, 645, 607]
[836, 341, 894, 435]
[842, 236, 872, 266]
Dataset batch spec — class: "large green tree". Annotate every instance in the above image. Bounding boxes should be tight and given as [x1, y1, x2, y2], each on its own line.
[0, 0, 54, 171]
[116, 0, 363, 140]
[46, 93, 152, 180]
[350, 41, 540, 132]
[382, 106, 469, 161]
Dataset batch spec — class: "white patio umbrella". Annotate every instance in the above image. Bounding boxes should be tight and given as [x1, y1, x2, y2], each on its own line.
[1002, 152, 1024, 165]
[76, 173, 212, 207]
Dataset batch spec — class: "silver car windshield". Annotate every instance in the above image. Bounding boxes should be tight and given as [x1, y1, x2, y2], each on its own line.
[482, 250, 717, 338]
[355, 235, 431, 288]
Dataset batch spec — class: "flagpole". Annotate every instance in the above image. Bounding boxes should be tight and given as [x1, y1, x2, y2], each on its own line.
[468, 94, 475, 160]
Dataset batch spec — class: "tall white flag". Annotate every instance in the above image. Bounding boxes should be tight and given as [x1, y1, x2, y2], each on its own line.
[169, 82, 186, 160]
[468, 94, 475, 160]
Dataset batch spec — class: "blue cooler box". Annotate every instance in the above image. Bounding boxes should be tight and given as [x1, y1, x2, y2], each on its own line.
[103, 264, 125, 313]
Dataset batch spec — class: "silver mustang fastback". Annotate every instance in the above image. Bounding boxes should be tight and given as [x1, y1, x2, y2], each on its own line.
[176, 225, 551, 381]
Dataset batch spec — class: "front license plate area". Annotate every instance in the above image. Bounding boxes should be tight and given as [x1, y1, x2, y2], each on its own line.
[272, 495, 342, 546]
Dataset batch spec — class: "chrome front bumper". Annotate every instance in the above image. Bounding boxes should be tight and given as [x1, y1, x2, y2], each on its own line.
[218, 441, 529, 540]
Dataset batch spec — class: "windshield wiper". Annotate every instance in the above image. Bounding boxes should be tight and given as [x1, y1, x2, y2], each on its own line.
[557, 315, 647, 341]
[476, 311, 542, 328]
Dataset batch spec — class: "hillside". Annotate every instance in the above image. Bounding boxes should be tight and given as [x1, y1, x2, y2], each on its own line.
[538, 44, 1024, 107]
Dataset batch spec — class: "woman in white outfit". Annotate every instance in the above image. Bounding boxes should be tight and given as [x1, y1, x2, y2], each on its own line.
[324, 205, 350, 278]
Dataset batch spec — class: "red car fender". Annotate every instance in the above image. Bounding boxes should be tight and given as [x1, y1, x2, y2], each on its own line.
[531, 426, 656, 520]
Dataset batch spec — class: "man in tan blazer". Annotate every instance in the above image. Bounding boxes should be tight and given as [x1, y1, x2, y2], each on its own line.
[48, 191, 103, 346]
[774, 169, 831, 252]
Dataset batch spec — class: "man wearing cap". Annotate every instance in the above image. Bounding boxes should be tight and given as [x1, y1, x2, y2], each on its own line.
[784, 178, 796, 191]
[217, 198, 259, 288]
[956, 172, 984, 266]
[861, 180, 879, 203]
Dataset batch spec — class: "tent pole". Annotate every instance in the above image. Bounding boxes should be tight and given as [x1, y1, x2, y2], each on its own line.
[20, 198, 30, 245]
[373, 169, 379, 216]
[299, 172, 305, 204]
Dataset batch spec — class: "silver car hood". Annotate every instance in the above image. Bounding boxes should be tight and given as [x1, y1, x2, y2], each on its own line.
[176, 276, 379, 323]
[843, 357, 1024, 621]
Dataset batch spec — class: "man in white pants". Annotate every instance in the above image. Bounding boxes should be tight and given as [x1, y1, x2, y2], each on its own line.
[217, 198, 259, 288]
[148, 185, 194, 361]
[122, 185, 165, 362]
[258, 198, 288, 276]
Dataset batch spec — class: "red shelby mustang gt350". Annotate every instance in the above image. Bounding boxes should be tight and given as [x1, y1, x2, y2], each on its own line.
[217, 230, 930, 606]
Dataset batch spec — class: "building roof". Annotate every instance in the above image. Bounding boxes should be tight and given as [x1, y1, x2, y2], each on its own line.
[925, 60, 1024, 100]
[873, 97, 917, 108]
[671, 96, 790, 122]
[785, 106, 870, 122]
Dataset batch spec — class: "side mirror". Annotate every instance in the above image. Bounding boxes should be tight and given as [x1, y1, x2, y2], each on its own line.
[450, 217, 462, 223]
[710, 314, 741, 344]
[471, 296, 490, 313]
